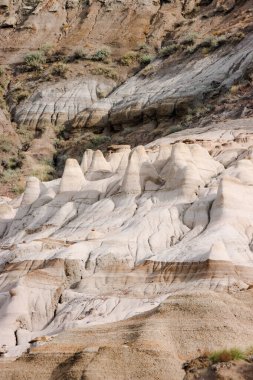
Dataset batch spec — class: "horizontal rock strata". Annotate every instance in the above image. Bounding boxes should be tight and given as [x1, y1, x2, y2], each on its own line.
[0, 123, 253, 354]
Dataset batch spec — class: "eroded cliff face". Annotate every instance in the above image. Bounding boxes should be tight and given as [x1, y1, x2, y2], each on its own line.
[0, 119, 253, 378]
[0, 0, 253, 195]
[0, 1, 253, 379]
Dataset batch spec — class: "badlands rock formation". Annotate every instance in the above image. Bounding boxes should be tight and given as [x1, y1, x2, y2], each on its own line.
[0, 119, 253, 379]
[1, 0, 253, 378]
[1, 0, 253, 196]
[14, 78, 115, 130]
[72, 33, 253, 132]
[16, 33, 253, 131]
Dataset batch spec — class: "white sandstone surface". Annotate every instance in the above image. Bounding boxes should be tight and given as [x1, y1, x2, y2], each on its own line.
[0, 119, 253, 353]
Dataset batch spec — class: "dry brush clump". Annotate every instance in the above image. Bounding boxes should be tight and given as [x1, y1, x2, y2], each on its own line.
[139, 54, 153, 66]
[186, 31, 245, 55]
[120, 51, 154, 67]
[71, 49, 86, 61]
[0, 137, 16, 156]
[159, 44, 180, 58]
[91, 49, 111, 62]
[209, 348, 246, 363]
[89, 135, 111, 148]
[51, 62, 69, 78]
[180, 33, 197, 46]
[140, 64, 157, 78]
[90, 66, 118, 80]
[120, 51, 138, 66]
[24, 51, 46, 72]
[158, 29, 246, 60]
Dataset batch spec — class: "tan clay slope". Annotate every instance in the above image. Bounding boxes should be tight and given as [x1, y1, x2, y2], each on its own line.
[0, 290, 253, 380]
[0, 0, 242, 64]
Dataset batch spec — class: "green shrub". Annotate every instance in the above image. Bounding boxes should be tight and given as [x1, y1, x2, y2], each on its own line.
[245, 346, 253, 356]
[48, 49, 67, 63]
[0, 137, 15, 153]
[230, 31, 245, 43]
[9, 85, 31, 105]
[138, 44, 149, 53]
[17, 125, 34, 146]
[181, 33, 197, 46]
[120, 52, 138, 66]
[3, 156, 23, 170]
[72, 49, 86, 60]
[31, 161, 55, 181]
[183, 34, 229, 55]
[200, 36, 218, 49]
[24, 51, 46, 71]
[209, 348, 245, 363]
[40, 44, 53, 56]
[91, 49, 110, 62]
[16, 91, 30, 104]
[51, 62, 68, 77]
[159, 44, 179, 57]
[90, 66, 118, 80]
[0, 169, 20, 184]
[186, 45, 196, 55]
[140, 64, 156, 78]
[216, 35, 228, 45]
[184, 33, 231, 56]
[0, 66, 4, 76]
[139, 55, 153, 66]
[200, 35, 228, 51]
[90, 135, 111, 148]
[12, 183, 25, 195]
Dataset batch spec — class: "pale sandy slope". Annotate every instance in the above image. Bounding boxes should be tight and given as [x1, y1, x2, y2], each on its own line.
[0, 290, 253, 380]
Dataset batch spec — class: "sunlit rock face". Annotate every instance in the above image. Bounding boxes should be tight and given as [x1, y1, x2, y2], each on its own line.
[0, 120, 253, 355]
[14, 78, 115, 130]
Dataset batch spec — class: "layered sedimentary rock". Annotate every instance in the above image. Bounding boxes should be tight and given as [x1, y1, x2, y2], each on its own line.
[1, 0, 253, 201]
[0, 0, 177, 63]
[1, 1, 253, 377]
[14, 78, 115, 129]
[14, 32, 253, 134]
[0, 119, 253, 363]
[76, 32, 253, 131]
